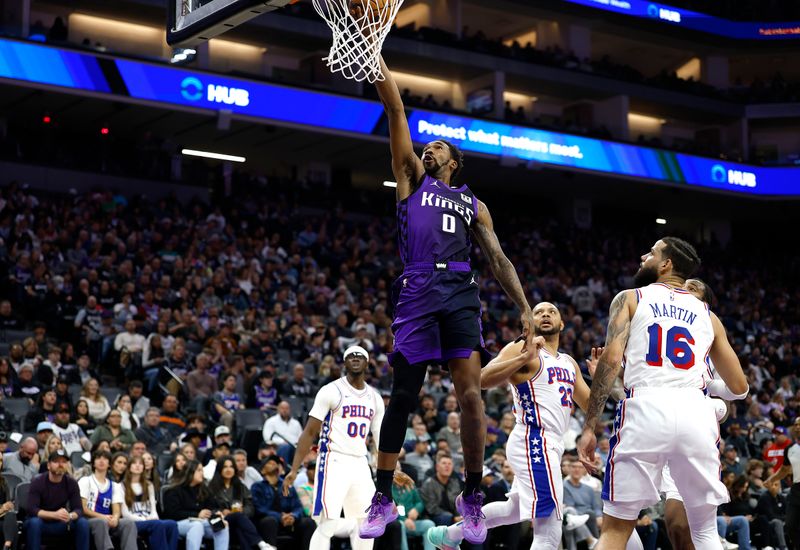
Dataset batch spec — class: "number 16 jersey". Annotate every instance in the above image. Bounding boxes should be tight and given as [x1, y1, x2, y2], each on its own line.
[623, 283, 714, 391]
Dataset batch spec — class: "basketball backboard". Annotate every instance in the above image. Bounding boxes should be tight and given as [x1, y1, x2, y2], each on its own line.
[167, 0, 295, 47]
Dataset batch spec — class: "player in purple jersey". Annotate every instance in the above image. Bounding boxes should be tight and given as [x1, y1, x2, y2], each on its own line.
[359, 53, 535, 545]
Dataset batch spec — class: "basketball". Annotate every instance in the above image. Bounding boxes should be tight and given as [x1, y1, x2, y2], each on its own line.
[349, 0, 395, 24]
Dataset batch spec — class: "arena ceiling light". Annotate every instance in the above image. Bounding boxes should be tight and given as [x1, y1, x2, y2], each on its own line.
[656, 218, 667, 225]
[383, 181, 397, 188]
[181, 149, 246, 162]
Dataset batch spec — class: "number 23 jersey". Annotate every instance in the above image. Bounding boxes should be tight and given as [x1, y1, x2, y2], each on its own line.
[623, 283, 714, 391]
[510, 349, 577, 436]
[308, 377, 385, 458]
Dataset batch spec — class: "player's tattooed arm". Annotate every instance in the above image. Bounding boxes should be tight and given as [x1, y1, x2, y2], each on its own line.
[473, 200, 535, 347]
[583, 291, 633, 431]
[481, 337, 544, 389]
[376, 56, 424, 201]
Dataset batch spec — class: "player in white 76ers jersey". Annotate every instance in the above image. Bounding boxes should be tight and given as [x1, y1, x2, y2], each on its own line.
[282, 346, 385, 550]
[427, 302, 596, 550]
[579, 238, 749, 550]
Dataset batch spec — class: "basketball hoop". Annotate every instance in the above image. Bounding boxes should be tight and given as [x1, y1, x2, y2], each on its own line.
[312, 0, 404, 83]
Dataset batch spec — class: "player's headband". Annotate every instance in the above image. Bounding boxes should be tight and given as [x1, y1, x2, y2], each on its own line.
[343, 345, 369, 361]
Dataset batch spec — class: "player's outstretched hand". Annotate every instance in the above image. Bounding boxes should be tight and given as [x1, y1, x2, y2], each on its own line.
[520, 310, 536, 352]
[586, 347, 605, 377]
[393, 469, 414, 489]
[577, 427, 598, 474]
[282, 471, 297, 496]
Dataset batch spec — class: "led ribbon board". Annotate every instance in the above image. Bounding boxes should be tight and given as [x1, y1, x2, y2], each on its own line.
[559, 0, 800, 40]
[0, 38, 796, 196]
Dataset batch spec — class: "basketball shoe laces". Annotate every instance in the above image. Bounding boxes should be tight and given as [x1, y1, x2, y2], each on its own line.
[365, 492, 387, 521]
[462, 492, 486, 527]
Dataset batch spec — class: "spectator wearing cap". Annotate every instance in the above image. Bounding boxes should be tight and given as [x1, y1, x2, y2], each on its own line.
[722, 444, 745, 476]
[261, 401, 302, 466]
[52, 402, 91, 456]
[214, 424, 233, 446]
[24, 389, 58, 432]
[247, 370, 278, 412]
[179, 415, 213, 455]
[764, 426, 791, 474]
[13, 362, 40, 400]
[24, 448, 89, 550]
[404, 437, 433, 480]
[3, 436, 40, 482]
[212, 373, 244, 430]
[725, 423, 750, 459]
[136, 407, 174, 455]
[203, 441, 232, 481]
[252, 456, 315, 549]
[35, 422, 54, 455]
[54, 374, 73, 410]
[90, 409, 137, 452]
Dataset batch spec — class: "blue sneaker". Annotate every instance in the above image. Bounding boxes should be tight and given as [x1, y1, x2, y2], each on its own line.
[426, 525, 461, 550]
[455, 491, 487, 544]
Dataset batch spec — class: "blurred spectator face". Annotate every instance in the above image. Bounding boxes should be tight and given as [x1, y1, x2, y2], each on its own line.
[420, 395, 435, 411]
[125, 320, 136, 333]
[19, 366, 33, 382]
[78, 355, 90, 370]
[443, 395, 458, 412]
[196, 354, 209, 370]
[131, 441, 146, 458]
[277, 401, 291, 420]
[414, 439, 429, 455]
[412, 424, 428, 438]
[568, 461, 585, 482]
[144, 409, 160, 427]
[173, 345, 186, 360]
[435, 456, 454, 480]
[436, 440, 450, 452]
[234, 452, 248, 474]
[223, 375, 237, 392]
[767, 480, 780, 497]
[48, 349, 61, 364]
[43, 390, 57, 407]
[447, 412, 460, 431]
[162, 395, 179, 413]
[0, 301, 10, 316]
[598, 437, 610, 453]
[19, 440, 38, 463]
[293, 364, 305, 381]
[9, 345, 22, 362]
[501, 460, 514, 482]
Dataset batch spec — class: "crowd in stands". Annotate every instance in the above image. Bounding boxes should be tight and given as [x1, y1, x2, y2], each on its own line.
[0, 171, 797, 550]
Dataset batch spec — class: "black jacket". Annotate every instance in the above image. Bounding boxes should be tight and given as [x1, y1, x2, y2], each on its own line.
[756, 490, 786, 521]
[162, 484, 221, 521]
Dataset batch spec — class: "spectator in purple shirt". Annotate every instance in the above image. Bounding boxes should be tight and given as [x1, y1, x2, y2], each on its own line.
[24, 449, 90, 550]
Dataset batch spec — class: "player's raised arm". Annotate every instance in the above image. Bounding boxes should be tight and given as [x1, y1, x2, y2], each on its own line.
[375, 56, 424, 201]
[708, 312, 749, 397]
[578, 290, 634, 470]
[472, 200, 534, 350]
[480, 337, 543, 389]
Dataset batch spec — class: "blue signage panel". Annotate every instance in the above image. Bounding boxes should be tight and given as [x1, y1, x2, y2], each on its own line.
[0, 38, 796, 196]
[559, 0, 800, 40]
[405, 111, 795, 195]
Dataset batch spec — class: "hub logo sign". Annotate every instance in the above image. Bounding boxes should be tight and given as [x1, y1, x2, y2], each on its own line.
[180, 76, 250, 107]
[647, 3, 681, 22]
[711, 164, 757, 188]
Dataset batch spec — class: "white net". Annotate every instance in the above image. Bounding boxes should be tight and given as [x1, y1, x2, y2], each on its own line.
[312, 0, 405, 83]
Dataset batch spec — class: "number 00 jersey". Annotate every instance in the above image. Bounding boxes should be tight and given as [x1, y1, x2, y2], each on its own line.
[510, 349, 577, 436]
[623, 283, 714, 391]
[308, 377, 384, 458]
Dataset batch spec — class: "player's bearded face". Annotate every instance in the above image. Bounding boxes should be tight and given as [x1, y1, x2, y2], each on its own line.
[535, 319, 561, 336]
[633, 263, 659, 287]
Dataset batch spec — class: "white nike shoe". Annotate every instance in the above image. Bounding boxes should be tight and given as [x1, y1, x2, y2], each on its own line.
[720, 539, 739, 550]
[564, 513, 590, 531]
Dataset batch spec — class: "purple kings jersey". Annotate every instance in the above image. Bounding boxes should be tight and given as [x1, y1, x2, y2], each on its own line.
[397, 175, 478, 266]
